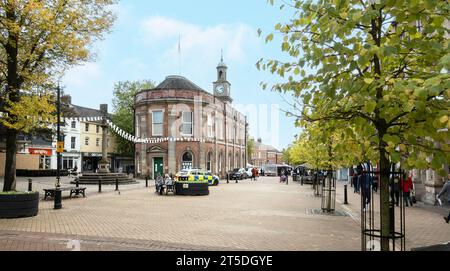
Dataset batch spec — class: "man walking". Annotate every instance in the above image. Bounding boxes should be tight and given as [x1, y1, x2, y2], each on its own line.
[437, 173, 450, 223]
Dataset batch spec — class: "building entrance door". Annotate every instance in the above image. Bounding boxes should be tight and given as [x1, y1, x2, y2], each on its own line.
[153, 157, 164, 179]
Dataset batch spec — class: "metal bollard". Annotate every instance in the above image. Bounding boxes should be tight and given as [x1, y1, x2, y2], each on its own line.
[98, 177, 102, 193]
[54, 189, 62, 210]
[75, 178, 79, 188]
[115, 178, 119, 191]
[28, 178, 33, 192]
[145, 176, 148, 187]
[227, 174, 229, 184]
[344, 185, 349, 205]
[286, 175, 289, 185]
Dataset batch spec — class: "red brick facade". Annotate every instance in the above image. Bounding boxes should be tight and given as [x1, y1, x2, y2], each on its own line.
[134, 76, 247, 178]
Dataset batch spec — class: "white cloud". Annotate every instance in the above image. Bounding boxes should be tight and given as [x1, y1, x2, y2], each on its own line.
[139, 16, 260, 79]
[63, 62, 103, 87]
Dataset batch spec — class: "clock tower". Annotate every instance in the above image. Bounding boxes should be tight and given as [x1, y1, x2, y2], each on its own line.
[213, 54, 233, 103]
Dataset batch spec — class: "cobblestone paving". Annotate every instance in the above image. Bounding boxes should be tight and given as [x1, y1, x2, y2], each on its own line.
[0, 177, 448, 251]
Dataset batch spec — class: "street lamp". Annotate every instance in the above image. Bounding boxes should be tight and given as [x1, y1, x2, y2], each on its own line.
[54, 84, 62, 210]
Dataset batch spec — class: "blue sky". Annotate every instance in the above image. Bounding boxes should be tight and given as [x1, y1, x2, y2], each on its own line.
[62, 0, 300, 150]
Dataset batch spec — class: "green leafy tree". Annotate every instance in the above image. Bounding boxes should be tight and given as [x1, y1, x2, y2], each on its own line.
[1, 0, 116, 192]
[111, 80, 155, 157]
[259, 0, 449, 250]
[247, 137, 255, 164]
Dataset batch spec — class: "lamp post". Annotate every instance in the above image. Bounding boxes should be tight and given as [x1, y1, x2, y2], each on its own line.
[54, 85, 62, 210]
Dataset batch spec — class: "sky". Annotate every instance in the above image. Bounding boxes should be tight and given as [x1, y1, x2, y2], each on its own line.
[62, 0, 300, 151]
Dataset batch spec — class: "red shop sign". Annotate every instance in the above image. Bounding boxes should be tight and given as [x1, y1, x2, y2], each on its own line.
[29, 148, 52, 156]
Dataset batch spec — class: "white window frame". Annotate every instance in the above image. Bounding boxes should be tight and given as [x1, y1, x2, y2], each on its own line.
[207, 114, 214, 138]
[85, 137, 89, 146]
[71, 137, 76, 149]
[96, 138, 100, 147]
[85, 123, 89, 132]
[152, 110, 164, 137]
[181, 111, 193, 136]
[71, 121, 76, 129]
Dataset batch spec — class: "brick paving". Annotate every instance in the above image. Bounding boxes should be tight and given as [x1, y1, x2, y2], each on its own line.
[0, 177, 448, 251]
[334, 181, 450, 250]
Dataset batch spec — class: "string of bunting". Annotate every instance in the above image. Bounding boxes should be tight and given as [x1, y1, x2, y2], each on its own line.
[63, 116, 104, 123]
[105, 119, 206, 144]
[61, 116, 207, 144]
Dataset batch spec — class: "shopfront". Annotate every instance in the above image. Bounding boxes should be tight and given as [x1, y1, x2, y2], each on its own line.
[82, 153, 102, 172]
[29, 148, 53, 170]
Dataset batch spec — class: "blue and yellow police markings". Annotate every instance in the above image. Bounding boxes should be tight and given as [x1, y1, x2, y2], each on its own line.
[176, 170, 216, 185]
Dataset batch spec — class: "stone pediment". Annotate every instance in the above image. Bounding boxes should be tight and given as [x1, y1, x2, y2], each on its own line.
[147, 146, 167, 153]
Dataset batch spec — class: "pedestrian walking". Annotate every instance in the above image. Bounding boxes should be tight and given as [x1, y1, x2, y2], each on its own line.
[436, 173, 450, 223]
[354, 165, 363, 194]
[401, 173, 414, 207]
[361, 169, 372, 208]
[252, 168, 258, 181]
[280, 173, 287, 184]
[390, 176, 400, 207]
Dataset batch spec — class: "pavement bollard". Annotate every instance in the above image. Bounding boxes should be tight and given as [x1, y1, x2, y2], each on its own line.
[344, 185, 349, 205]
[227, 174, 229, 184]
[28, 178, 33, 192]
[98, 177, 102, 193]
[145, 176, 148, 187]
[54, 189, 62, 210]
[115, 178, 119, 191]
[75, 178, 79, 188]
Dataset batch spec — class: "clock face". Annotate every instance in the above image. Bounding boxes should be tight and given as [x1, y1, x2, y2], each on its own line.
[216, 85, 225, 94]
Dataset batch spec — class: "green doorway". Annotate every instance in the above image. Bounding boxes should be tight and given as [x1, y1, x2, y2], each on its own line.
[153, 157, 164, 179]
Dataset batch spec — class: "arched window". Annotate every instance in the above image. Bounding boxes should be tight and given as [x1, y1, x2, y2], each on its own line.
[181, 152, 193, 170]
[207, 151, 212, 171]
[218, 152, 223, 173]
[219, 71, 223, 80]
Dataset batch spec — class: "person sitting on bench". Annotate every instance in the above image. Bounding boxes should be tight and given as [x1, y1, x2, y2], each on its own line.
[164, 174, 175, 195]
[155, 174, 164, 195]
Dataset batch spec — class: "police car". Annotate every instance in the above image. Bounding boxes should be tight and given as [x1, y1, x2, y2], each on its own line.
[175, 169, 220, 186]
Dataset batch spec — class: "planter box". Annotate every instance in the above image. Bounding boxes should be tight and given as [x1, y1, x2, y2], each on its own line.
[0, 192, 39, 219]
[175, 182, 209, 196]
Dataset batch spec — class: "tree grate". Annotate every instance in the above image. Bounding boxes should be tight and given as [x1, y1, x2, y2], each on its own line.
[306, 208, 349, 217]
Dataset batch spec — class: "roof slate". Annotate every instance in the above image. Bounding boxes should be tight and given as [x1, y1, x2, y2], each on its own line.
[153, 75, 205, 92]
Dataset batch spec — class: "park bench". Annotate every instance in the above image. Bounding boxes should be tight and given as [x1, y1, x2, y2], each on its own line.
[43, 187, 86, 200]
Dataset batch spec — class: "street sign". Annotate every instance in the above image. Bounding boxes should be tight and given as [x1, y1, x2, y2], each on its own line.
[57, 142, 64, 153]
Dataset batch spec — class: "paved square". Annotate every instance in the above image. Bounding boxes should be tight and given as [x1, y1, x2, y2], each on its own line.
[0, 177, 448, 251]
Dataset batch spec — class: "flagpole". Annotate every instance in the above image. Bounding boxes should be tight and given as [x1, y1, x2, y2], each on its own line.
[178, 34, 181, 75]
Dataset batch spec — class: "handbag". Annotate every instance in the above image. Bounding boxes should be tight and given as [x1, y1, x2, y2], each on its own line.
[411, 190, 417, 204]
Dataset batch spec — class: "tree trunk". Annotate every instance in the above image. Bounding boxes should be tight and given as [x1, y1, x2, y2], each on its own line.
[379, 138, 391, 251]
[3, 3, 20, 192]
[3, 129, 18, 192]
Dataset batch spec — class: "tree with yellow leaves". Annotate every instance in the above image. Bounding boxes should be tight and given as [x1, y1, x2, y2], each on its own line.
[0, 0, 116, 192]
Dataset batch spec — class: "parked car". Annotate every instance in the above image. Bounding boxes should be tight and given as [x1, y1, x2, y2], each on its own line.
[175, 168, 220, 186]
[229, 168, 247, 180]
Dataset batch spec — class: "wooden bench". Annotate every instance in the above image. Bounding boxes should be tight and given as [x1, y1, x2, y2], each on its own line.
[43, 187, 86, 200]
